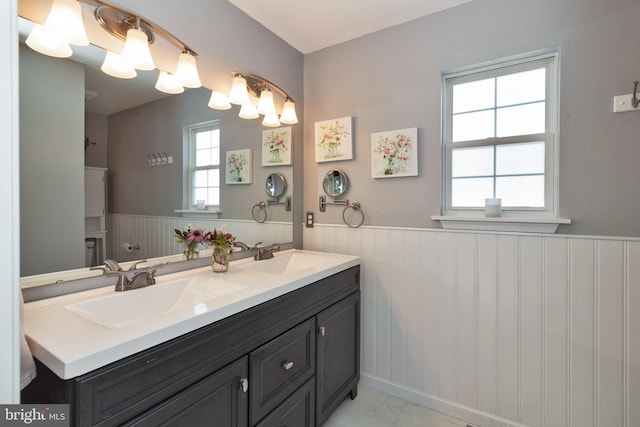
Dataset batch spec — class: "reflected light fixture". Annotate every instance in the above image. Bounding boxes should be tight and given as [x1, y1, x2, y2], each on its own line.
[101, 50, 136, 79]
[25, 0, 88, 58]
[209, 72, 298, 127]
[120, 22, 155, 70]
[208, 91, 232, 110]
[155, 71, 184, 94]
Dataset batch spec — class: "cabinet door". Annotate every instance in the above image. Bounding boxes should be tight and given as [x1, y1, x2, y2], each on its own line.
[255, 378, 315, 427]
[316, 291, 360, 426]
[84, 168, 105, 217]
[123, 357, 249, 427]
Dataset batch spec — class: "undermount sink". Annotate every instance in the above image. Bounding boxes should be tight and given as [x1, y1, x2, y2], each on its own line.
[66, 277, 246, 329]
[239, 252, 327, 275]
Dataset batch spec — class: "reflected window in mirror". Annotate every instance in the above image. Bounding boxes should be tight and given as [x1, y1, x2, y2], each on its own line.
[187, 120, 221, 209]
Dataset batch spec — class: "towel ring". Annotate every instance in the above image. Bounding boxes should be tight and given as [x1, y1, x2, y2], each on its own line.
[252, 202, 267, 223]
[342, 202, 364, 228]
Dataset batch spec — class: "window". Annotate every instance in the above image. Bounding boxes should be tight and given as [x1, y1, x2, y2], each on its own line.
[442, 52, 558, 218]
[187, 120, 220, 209]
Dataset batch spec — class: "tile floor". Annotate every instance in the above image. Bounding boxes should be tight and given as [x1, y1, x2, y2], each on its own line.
[326, 386, 468, 427]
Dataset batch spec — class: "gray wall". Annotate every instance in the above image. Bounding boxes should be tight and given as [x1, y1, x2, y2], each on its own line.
[108, 88, 293, 222]
[19, 46, 85, 275]
[303, 0, 640, 237]
[85, 112, 108, 168]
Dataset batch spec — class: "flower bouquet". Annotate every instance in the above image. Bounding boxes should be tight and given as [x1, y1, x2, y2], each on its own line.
[203, 228, 236, 272]
[174, 227, 204, 260]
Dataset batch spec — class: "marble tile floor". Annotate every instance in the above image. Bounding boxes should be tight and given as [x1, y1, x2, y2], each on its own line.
[326, 386, 468, 427]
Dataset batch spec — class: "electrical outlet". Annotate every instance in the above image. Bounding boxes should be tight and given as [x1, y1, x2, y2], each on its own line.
[613, 93, 640, 113]
[306, 212, 314, 228]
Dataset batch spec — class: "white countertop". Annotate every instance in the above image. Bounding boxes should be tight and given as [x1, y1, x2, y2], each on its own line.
[24, 249, 360, 380]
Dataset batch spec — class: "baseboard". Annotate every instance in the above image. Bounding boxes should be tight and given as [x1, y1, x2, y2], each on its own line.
[359, 374, 529, 427]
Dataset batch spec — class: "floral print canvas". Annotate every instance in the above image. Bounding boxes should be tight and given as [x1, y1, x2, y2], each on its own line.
[315, 116, 353, 162]
[371, 127, 418, 178]
[225, 148, 252, 184]
[262, 127, 292, 166]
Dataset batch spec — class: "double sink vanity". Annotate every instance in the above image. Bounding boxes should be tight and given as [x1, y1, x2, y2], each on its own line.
[22, 249, 361, 427]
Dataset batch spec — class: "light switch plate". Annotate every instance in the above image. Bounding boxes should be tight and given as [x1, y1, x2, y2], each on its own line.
[613, 93, 640, 113]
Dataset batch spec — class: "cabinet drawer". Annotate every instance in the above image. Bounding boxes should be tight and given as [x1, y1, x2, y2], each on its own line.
[256, 378, 315, 427]
[250, 318, 316, 425]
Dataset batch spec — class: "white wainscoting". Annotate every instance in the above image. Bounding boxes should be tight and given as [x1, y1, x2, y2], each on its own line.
[303, 224, 640, 427]
[108, 214, 292, 262]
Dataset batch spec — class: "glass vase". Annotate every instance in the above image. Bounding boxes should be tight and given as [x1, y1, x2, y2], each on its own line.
[183, 245, 199, 260]
[212, 248, 229, 273]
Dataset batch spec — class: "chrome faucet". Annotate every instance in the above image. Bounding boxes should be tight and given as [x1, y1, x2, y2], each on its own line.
[107, 267, 156, 292]
[254, 243, 280, 260]
[235, 241, 251, 251]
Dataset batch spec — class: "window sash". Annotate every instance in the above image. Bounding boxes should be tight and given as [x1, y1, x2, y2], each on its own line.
[442, 52, 558, 216]
[187, 121, 220, 208]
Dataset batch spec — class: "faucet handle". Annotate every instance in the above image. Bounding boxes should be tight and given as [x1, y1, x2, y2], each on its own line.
[90, 266, 108, 274]
[128, 260, 148, 271]
[252, 242, 263, 249]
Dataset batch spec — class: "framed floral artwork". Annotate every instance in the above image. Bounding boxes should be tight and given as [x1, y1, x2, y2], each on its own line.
[315, 116, 353, 162]
[262, 127, 292, 166]
[225, 149, 252, 184]
[371, 127, 418, 178]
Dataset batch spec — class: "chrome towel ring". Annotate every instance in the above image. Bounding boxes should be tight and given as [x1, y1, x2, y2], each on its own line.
[342, 202, 364, 228]
[252, 202, 267, 223]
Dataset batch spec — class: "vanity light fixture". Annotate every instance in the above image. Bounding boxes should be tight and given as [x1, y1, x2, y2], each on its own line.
[24, 0, 201, 95]
[210, 72, 299, 126]
[25, 0, 88, 58]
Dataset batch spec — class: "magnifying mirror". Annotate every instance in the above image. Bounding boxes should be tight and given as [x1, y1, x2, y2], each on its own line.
[266, 173, 287, 198]
[322, 169, 349, 197]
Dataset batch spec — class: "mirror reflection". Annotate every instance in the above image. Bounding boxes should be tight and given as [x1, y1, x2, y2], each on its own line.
[323, 170, 349, 198]
[18, 18, 294, 286]
[266, 173, 287, 198]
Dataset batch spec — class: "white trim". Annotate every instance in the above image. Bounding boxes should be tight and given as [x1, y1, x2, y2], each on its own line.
[360, 374, 529, 427]
[431, 215, 571, 233]
[175, 209, 222, 219]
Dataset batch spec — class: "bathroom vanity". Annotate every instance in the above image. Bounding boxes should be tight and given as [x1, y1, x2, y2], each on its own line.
[22, 250, 360, 427]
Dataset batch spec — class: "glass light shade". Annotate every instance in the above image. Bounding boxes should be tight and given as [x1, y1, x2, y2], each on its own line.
[228, 76, 250, 105]
[279, 100, 299, 124]
[25, 24, 72, 58]
[101, 51, 136, 79]
[121, 28, 155, 70]
[43, 0, 89, 46]
[238, 103, 259, 119]
[256, 89, 276, 115]
[208, 91, 231, 110]
[155, 71, 184, 94]
[175, 52, 201, 88]
[262, 113, 281, 127]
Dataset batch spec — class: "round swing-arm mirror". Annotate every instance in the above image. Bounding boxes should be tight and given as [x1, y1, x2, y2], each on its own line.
[322, 169, 349, 197]
[266, 173, 287, 198]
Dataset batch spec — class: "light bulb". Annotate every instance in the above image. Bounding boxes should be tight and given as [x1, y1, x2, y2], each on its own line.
[257, 89, 276, 115]
[228, 75, 250, 105]
[279, 100, 298, 124]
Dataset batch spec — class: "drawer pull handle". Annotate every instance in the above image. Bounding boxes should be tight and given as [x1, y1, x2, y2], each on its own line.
[240, 378, 248, 393]
[319, 326, 326, 336]
[282, 361, 294, 370]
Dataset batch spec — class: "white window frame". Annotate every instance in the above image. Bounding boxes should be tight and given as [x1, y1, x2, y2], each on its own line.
[184, 120, 221, 213]
[434, 51, 570, 232]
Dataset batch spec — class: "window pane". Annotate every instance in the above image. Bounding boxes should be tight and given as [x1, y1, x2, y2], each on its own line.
[193, 188, 207, 204]
[451, 177, 494, 207]
[496, 175, 544, 207]
[207, 188, 220, 206]
[497, 68, 545, 107]
[208, 169, 219, 187]
[193, 170, 208, 187]
[195, 131, 211, 149]
[452, 146, 494, 177]
[452, 78, 495, 113]
[210, 147, 220, 166]
[496, 102, 545, 137]
[195, 148, 212, 167]
[496, 141, 545, 175]
[452, 110, 495, 142]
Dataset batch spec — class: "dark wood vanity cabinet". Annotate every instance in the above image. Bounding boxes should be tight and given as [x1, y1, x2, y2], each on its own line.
[22, 265, 360, 427]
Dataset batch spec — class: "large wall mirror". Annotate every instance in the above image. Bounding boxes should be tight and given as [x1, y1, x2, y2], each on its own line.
[18, 3, 294, 287]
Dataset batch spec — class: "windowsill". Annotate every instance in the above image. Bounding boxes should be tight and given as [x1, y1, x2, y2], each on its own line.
[431, 215, 571, 233]
[175, 209, 222, 219]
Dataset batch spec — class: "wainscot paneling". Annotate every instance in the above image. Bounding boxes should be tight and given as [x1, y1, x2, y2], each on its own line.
[108, 214, 292, 262]
[303, 224, 639, 427]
